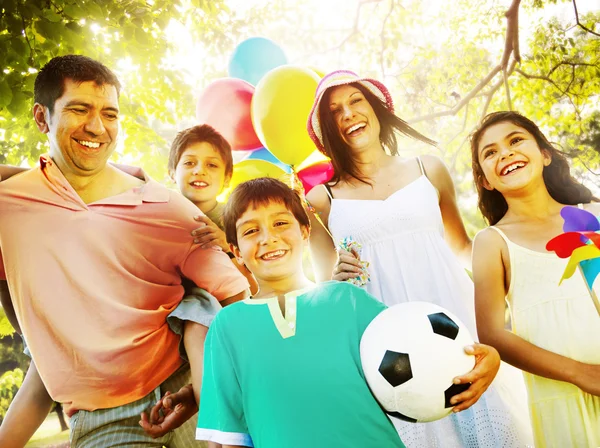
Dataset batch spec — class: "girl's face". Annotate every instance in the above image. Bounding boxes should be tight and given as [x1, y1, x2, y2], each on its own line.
[477, 121, 551, 194]
[328, 85, 381, 153]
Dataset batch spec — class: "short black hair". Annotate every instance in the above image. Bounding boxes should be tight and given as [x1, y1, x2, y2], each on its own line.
[34, 55, 121, 114]
[223, 177, 311, 248]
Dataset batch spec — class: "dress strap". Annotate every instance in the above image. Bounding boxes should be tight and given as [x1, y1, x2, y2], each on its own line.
[323, 184, 334, 202]
[416, 156, 428, 179]
[488, 226, 512, 246]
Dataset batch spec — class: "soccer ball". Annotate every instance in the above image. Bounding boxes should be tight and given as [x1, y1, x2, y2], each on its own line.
[360, 302, 475, 423]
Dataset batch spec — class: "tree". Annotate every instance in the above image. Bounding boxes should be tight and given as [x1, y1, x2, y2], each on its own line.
[0, 0, 249, 181]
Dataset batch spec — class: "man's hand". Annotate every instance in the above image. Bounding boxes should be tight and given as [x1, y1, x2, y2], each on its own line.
[139, 383, 198, 438]
[448, 343, 500, 412]
[192, 215, 228, 252]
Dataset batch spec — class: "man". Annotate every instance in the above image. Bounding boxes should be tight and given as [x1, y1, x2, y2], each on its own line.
[0, 55, 248, 447]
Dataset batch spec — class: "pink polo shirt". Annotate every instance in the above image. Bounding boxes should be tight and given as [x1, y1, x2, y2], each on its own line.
[0, 155, 249, 416]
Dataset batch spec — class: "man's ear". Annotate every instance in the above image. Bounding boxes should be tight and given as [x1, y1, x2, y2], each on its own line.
[33, 103, 50, 133]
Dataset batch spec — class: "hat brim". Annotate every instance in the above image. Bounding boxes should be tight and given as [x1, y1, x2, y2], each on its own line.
[307, 71, 394, 154]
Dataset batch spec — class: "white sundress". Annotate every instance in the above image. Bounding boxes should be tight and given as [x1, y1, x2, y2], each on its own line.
[326, 158, 533, 448]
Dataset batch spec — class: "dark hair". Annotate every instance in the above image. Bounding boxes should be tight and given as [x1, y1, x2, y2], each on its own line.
[470, 111, 598, 225]
[223, 177, 311, 248]
[318, 82, 437, 185]
[168, 124, 234, 179]
[34, 55, 121, 114]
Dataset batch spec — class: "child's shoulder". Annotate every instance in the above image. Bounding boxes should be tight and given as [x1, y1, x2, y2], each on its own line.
[306, 281, 381, 308]
[211, 300, 251, 327]
[473, 226, 507, 253]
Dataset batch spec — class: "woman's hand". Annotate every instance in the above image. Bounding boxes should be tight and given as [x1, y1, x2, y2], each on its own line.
[332, 248, 364, 282]
[448, 343, 501, 412]
[192, 215, 229, 252]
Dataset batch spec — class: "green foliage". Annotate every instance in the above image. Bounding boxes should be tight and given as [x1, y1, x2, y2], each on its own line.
[0, 368, 24, 423]
[0, 306, 15, 338]
[0, 0, 242, 181]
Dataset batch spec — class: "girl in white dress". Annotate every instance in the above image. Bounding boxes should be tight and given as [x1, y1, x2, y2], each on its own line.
[306, 70, 532, 447]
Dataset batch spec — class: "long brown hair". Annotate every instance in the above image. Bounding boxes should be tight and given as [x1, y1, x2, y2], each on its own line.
[318, 83, 436, 185]
[470, 111, 598, 225]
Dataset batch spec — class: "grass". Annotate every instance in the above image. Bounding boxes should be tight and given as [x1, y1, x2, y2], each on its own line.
[25, 412, 69, 448]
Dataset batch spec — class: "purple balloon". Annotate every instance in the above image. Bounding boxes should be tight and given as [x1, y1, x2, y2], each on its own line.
[561, 206, 600, 232]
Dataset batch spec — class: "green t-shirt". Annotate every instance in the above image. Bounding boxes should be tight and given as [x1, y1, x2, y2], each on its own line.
[204, 202, 225, 231]
[196, 281, 404, 448]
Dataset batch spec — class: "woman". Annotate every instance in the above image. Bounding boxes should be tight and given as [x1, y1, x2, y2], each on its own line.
[306, 70, 532, 447]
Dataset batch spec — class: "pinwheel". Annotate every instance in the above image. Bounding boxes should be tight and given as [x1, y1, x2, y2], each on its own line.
[546, 206, 600, 316]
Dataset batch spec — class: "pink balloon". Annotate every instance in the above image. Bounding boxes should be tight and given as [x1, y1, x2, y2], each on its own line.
[297, 161, 334, 194]
[196, 78, 262, 151]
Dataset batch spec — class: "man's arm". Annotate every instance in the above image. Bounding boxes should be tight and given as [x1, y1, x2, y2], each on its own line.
[0, 361, 54, 447]
[0, 165, 28, 182]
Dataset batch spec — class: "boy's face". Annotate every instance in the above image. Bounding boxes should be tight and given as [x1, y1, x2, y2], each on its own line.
[233, 201, 309, 285]
[173, 142, 230, 206]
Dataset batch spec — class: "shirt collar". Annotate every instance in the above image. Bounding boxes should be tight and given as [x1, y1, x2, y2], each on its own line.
[40, 155, 169, 206]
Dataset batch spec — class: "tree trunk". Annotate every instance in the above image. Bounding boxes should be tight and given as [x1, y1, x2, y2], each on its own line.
[54, 402, 69, 432]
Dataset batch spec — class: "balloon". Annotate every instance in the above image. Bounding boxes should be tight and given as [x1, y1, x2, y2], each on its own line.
[196, 78, 262, 151]
[308, 66, 326, 78]
[296, 149, 330, 171]
[297, 161, 334, 194]
[218, 159, 288, 201]
[252, 65, 321, 167]
[229, 37, 288, 86]
[246, 147, 292, 173]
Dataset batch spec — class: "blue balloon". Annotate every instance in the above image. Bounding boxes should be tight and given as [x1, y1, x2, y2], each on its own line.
[229, 37, 288, 86]
[246, 147, 292, 173]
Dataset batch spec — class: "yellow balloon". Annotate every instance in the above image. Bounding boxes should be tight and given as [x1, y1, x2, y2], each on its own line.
[218, 159, 288, 202]
[308, 66, 326, 78]
[251, 65, 321, 167]
[296, 149, 330, 171]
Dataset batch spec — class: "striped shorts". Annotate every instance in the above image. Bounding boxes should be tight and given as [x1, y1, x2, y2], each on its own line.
[69, 364, 206, 447]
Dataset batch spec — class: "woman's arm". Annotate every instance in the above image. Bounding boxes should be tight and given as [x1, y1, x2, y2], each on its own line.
[422, 155, 472, 270]
[473, 228, 600, 395]
[306, 187, 338, 282]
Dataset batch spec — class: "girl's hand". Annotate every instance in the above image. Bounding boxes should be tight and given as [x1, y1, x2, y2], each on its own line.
[573, 363, 600, 396]
[448, 343, 501, 412]
[192, 215, 228, 252]
[332, 248, 364, 282]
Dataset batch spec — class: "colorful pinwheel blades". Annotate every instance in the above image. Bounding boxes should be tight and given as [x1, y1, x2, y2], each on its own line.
[546, 206, 600, 316]
[561, 205, 600, 233]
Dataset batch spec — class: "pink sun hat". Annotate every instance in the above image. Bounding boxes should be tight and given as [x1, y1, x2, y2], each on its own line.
[306, 70, 394, 154]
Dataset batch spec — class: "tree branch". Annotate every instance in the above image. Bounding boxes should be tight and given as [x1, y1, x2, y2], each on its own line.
[408, 65, 501, 123]
[408, 0, 521, 124]
[320, 0, 384, 53]
[573, 0, 600, 37]
[501, 0, 521, 69]
[503, 68, 513, 110]
[379, 0, 396, 78]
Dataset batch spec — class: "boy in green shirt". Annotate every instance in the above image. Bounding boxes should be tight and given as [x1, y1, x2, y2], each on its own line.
[195, 177, 405, 448]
